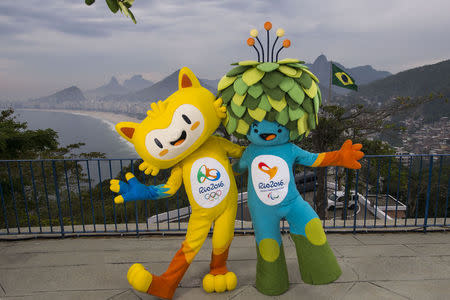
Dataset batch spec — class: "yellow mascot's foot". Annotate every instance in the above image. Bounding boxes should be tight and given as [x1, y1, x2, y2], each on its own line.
[202, 272, 237, 293]
[127, 263, 153, 293]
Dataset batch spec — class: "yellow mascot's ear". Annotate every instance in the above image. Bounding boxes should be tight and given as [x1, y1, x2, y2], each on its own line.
[178, 67, 202, 90]
[116, 122, 139, 143]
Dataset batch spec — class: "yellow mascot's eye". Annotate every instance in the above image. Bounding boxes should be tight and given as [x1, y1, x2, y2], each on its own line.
[335, 72, 354, 86]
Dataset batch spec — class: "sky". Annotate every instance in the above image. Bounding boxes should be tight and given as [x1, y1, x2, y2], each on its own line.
[1, 0, 449, 100]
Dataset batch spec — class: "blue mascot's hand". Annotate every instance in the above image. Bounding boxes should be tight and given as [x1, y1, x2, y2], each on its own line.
[110, 172, 169, 204]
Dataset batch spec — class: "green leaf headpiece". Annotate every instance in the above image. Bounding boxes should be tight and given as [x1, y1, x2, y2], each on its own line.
[218, 22, 321, 140]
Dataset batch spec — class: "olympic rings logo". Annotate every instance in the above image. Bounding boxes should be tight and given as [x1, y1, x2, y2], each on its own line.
[204, 189, 222, 201]
[197, 164, 221, 183]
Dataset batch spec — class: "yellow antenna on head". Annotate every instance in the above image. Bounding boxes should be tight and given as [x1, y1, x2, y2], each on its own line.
[147, 100, 168, 118]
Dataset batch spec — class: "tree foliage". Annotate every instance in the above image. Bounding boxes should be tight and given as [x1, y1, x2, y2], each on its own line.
[0, 108, 100, 160]
[0, 108, 107, 230]
[299, 94, 442, 219]
[85, 0, 137, 24]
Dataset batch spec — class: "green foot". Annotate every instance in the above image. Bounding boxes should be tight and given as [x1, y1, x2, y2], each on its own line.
[255, 242, 289, 295]
[291, 233, 342, 285]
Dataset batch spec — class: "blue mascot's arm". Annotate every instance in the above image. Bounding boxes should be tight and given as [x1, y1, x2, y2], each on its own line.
[292, 144, 320, 167]
[293, 140, 364, 169]
[110, 164, 183, 204]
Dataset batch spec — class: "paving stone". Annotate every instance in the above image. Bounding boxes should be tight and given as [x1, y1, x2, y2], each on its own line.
[404, 243, 450, 256]
[343, 256, 450, 281]
[109, 289, 143, 299]
[0, 281, 6, 297]
[172, 285, 237, 300]
[333, 260, 362, 283]
[1, 237, 186, 254]
[0, 289, 121, 299]
[343, 282, 407, 300]
[104, 242, 259, 264]
[333, 244, 417, 258]
[373, 279, 450, 300]
[329, 247, 344, 258]
[1, 232, 449, 299]
[282, 282, 355, 300]
[231, 285, 281, 300]
[0, 242, 10, 253]
[0, 264, 130, 295]
[0, 251, 106, 269]
[354, 232, 450, 245]
[326, 234, 365, 246]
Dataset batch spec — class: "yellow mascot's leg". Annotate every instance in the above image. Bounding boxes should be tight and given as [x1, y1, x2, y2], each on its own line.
[203, 201, 238, 293]
[128, 213, 212, 299]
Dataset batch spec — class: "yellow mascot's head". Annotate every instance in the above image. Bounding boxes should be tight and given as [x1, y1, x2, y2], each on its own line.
[115, 67, 222, 175]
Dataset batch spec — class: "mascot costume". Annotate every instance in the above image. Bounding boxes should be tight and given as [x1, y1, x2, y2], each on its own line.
[218, 22, 364, 295]
[110, 67, 244, 299]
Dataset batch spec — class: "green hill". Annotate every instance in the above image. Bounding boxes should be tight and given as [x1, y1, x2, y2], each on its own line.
[356, 59, 450, 101]
[342, 59, 450, 123]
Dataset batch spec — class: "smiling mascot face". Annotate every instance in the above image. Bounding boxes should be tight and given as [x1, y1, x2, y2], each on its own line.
[115, 67, 221, 174]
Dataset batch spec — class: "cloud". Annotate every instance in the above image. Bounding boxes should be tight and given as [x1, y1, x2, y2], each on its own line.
[1, 0, 449, 100]
[0, 1, 114, 38]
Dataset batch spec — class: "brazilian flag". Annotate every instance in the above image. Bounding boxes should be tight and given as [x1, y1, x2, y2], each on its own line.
[331, 63, 357, 91]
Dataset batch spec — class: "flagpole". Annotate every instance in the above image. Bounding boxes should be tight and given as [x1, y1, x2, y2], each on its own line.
[328, 60, 332, 105]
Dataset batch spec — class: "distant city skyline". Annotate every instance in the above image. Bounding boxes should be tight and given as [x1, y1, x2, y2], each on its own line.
[1, 0, 450, 100]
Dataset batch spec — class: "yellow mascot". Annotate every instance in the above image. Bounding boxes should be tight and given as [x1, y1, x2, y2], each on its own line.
[110, 67, 244, 299]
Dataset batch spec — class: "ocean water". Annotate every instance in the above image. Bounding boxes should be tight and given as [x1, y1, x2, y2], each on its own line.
[15, 109, 138, 159]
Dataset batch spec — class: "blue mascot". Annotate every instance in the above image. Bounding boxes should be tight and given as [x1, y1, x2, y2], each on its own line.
[218, 22, 364, 295]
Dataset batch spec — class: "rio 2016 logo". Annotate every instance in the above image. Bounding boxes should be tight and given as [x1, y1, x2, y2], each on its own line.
[258, 162, 278, 180]
[197, 165, 221, 183]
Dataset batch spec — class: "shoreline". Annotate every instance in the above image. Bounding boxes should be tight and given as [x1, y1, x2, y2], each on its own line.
[16, 108, 139, 156]
[16, 108, 142, 126]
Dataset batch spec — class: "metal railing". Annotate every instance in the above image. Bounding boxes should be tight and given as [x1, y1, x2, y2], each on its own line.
[0, 154, 448, 237]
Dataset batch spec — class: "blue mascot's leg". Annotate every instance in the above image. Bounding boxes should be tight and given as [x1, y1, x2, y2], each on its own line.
[250, 203, 289, 295]
[286, 197, 342, 285]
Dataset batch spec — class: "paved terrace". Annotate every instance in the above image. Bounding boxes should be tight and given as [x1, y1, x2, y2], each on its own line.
[0, 232, 449, 300]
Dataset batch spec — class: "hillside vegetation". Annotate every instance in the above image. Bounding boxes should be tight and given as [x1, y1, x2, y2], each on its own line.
[357, 59, 450, 100]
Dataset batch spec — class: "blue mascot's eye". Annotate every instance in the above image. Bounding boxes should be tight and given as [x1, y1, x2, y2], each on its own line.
[254, 129, 258, 133]
[278, 129, 282, 133]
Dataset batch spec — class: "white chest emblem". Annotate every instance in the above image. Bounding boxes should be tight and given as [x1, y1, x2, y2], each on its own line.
[190, 157, 230, 208]
[251, 155, 290, 206]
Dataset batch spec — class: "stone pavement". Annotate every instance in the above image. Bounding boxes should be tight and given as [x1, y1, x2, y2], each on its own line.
[0, 232, 449, 300]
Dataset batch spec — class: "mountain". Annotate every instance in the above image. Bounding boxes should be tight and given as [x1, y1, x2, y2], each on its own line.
[28, 86, 86, 108]
[132, 70, 180, 102]
[85, 76, 128, 99]
[355, 59, 450, 100]
[200, 78, 220, 90]
[306, 54, 391, 97]
[344, 59, 450, 123]
[348, 65, 391, 85]
[101, 69, 217, 103]
[123, 75, 154, 92]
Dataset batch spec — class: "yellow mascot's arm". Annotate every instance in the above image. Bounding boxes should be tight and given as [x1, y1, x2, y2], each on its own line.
[213, 98, 227, 119]
[213, 136, 245, 158]
[162, 163, 184, 196]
